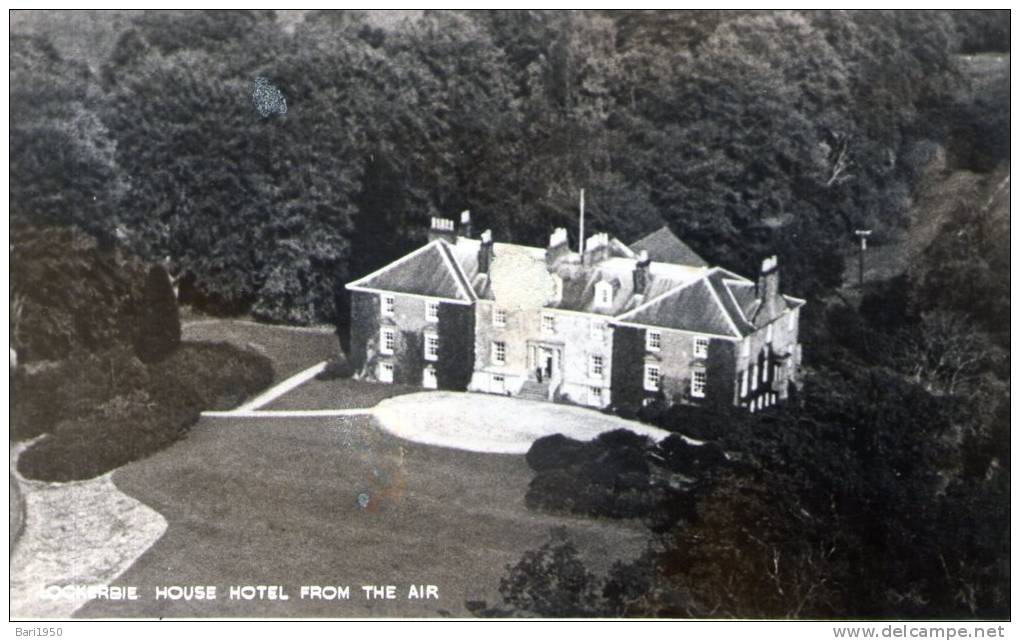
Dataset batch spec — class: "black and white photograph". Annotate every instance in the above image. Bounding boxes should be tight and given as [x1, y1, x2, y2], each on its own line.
[7, 8, 1011, 625]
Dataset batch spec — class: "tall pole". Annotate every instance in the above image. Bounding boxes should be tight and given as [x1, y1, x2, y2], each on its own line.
[854, 229, 872, 287]
[859, 242, 864, 286]
[579, 188, 585, 261]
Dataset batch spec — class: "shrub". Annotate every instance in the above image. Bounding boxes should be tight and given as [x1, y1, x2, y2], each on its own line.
[14, 341, 272, 481]
[498, 528, 604, 617]
[656, 434, 729, 473]
[524, 428, 726, 527]
[525, 429, 674, 521]
[133, 264, 181, 364]
[17, 389, 199, 482]
[149, 341, 274, 412]
[525, 434, 590, 472]
[11, 347, 150, 440]
[650, 404, 739, 441]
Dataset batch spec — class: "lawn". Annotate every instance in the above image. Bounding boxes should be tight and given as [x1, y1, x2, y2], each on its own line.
[262, 378, 422, 411]
[75, 415, 651, 618]
[182, 320, 340, 382]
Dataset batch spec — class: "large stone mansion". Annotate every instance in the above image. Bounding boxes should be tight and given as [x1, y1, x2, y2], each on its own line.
[346, 215, 804, 412]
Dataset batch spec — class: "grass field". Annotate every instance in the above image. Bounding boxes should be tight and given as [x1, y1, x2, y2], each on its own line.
[75, 415, 650, 618]
[182, 320, 340, 382]
[263, 378, 422, 411]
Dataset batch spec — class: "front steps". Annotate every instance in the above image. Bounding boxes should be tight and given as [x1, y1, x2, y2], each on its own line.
[518, 380, 549, 401]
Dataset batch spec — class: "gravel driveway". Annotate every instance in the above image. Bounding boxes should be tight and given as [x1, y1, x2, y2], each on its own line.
[373, 391, 671, 454]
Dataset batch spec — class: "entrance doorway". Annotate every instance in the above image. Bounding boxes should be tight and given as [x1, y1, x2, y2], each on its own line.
[539, 347, 554, 381]
[529, 343, 561, 383]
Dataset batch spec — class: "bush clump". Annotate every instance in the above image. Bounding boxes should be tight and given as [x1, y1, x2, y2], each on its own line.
[12, 347, 150, 441]
[14, 341, 273, 481]
[150, 341, 274, 412]
[525, 434, 592, 472]
[17, 389, 200, 482]
[524, 428, 727, 529]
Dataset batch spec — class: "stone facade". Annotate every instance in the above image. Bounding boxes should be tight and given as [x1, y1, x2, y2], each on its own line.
[346, 219, 804, 413]
[608, 324, 742, 411]
[733, 306, 802, 411]
[468, 302, 613, 407]
[349, 289, 472, 389]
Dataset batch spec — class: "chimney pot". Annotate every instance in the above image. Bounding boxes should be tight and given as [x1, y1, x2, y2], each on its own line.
[756, 255, 781, 321]
[478, 228, 494, 274]
[428, 217, 456, 243]
[633, 251, 651, 293]
[584, 232, 611, 264]
[546, 227, 571, 266]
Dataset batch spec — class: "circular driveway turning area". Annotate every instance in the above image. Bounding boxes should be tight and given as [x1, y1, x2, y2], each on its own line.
[373, 391, 671, 454]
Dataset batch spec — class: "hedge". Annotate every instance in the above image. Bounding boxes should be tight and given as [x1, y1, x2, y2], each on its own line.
[15, 341, 274, 481]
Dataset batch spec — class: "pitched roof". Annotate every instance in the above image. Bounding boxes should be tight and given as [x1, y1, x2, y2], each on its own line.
[630, 226, 708, 267]
[711, 272, 806, 333]
[445, 238, 706, 316]
[615, 269, 741, 337]
[346, 240, 474, 302]
[349, 232, 805, 335]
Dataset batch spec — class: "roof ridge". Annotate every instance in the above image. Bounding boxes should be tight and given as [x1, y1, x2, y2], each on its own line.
[614, 271, 710, 323]
[704, 273, 743, 337]
[347, 239, 442, 289]
[437, 239, 476, 301]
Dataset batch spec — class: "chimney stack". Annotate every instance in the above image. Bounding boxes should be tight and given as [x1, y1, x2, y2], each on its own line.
[478, 229, 494, 274]
[756, 255, 780, 319]
[428, 217, 456, 244]
[460, 210, 472, 240]
[633, 250, 651, 294]
[546, 227, 571, 266]
[583, 232, 611, 265]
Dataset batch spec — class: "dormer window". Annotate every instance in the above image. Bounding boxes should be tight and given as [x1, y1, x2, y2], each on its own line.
[594, 281, 613, 309]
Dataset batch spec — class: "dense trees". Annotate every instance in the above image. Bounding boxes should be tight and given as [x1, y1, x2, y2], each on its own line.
[11, 10, 1006, 322]
[9, 10, 1008, 618]
[493, 343, 1008, 618]
[10, 226, 146, 361]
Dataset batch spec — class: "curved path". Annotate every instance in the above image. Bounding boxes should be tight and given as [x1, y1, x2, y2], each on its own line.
[9, 440, 167, 619]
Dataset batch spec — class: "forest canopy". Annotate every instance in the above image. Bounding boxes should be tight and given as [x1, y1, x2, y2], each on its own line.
[10, 9, 1009, 325]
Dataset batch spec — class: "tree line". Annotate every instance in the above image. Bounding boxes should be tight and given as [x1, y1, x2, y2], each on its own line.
[10, 10, 1009, 325]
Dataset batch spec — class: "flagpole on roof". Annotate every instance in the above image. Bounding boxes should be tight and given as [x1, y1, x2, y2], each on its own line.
[579, 188, 585, 262]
